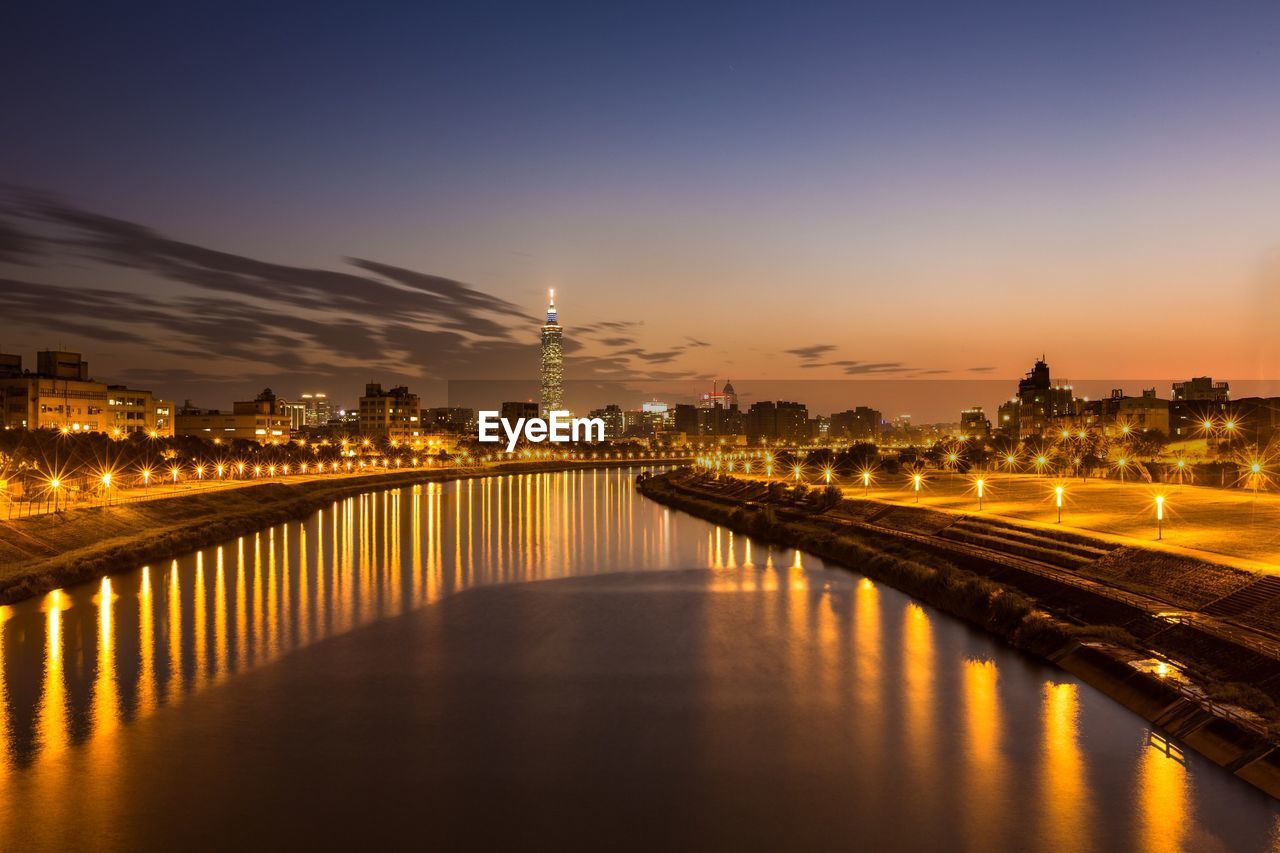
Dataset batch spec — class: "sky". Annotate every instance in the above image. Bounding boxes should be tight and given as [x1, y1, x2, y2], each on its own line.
[2, 1, 1280, 417]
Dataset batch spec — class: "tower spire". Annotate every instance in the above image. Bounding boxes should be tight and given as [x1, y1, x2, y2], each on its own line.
[546, 288, 558, 325]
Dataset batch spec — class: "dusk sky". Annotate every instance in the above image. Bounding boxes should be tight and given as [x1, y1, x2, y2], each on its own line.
[4, 1, 1280, 413]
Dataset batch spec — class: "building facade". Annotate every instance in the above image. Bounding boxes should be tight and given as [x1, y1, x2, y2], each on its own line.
[830, 406, 882, 441]
[175, 388, 292, 443]
[358, 383, 422, 442]
[959, 406, 992, 440]
[0, 351, 170, 435]
[745, 400, 809, 445]
[299, 392, 333, 426]
[423, 406, 476, 434]
[997, 357, 1077, 439]
[1170, 376, 1231, 439]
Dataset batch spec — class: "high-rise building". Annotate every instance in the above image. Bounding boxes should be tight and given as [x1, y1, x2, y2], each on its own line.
[830, 406, 883, 441]
[997, 357, 1077, 438]
[959, 406, 992, 439]
[699, 379, 737, 409]
[300, 392, 332, 426]
[588, 404, 626, 439]
[540, 289, 563, 416]
[745, 400, 808, 445]
[280, 399, 308, 432]
[1170, 376, 1231, 439]
[359, 383, 422, 442]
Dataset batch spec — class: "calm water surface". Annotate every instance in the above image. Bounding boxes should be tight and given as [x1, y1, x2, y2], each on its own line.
[0, 467, 1277, 850]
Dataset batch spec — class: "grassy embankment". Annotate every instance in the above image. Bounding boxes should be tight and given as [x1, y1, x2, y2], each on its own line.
[0, 459, 664, 605]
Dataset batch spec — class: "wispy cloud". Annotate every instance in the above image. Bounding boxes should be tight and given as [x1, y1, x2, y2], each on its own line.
[785, 344, 837, 362]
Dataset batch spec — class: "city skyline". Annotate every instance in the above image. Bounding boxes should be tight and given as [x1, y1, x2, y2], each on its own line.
[5, 2, 1280, 405]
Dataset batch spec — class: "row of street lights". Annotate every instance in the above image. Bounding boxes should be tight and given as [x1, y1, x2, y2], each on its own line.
[698, 457, 1174, 541]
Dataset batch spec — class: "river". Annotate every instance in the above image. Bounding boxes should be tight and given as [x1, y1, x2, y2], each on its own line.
[0, 467, 1276, 850]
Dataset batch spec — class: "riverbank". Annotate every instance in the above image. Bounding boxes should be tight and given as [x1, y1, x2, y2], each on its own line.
[0, 459, 675, 606]
[638, 468, 1280, 799]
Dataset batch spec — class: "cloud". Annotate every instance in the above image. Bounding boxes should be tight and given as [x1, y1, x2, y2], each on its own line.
[684, 337, 711, 348]
[785, 344, 837, 362]
[841, 362, 911, 375]
[967, 366, 996, 373]
[0, 216, 40, 264]
[613, 347, 683, 364]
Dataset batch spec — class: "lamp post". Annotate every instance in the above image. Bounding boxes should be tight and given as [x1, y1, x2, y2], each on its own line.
[976, 477, 985, 511]
[862, 469, 872, 497]
[1155, 495, 1165, 540]
[1055, 485, 1064, 523]
[913, 473, 922, 503]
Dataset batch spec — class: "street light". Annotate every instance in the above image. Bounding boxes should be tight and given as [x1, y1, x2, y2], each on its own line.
[1155, 495, 1165, 540]
[975, 477, 985, 510]
[861, 468, 872, 497]
[1054, 485, 1064, 523]
[912, 472, 923, 503]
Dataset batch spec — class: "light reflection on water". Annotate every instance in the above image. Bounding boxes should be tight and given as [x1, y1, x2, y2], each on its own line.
[0, 466, 1276, 850]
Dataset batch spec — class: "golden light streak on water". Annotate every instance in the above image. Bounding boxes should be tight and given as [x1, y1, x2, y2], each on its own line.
[194, 552, 208, 686]
[298, 525, 310, 647]
[1136, 733, 1192, 853]
[0, 606, 10, 787]
[902, 601, 935, 817]
[853, 577, 884, 805]
[252, 534, 264, 667]
[1041, 682, 1093, 852]
[963, 658, 1007, 850]
[137, 567, 156, 715]
[266, 528, 279, 660]
[215, 547, 228, 680]
[167, 564, 183, 701]
[235, 538, 247, 672]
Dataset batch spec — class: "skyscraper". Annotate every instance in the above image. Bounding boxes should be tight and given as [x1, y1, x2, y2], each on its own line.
[540, 288, 563, 416]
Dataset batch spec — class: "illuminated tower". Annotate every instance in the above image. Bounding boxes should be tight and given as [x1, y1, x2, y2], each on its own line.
[540, 288, 563, 416]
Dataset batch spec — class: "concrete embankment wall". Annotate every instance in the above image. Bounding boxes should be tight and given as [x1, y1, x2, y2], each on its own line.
[637, 470, 1280, 800]
[0, 459, 671, 606]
